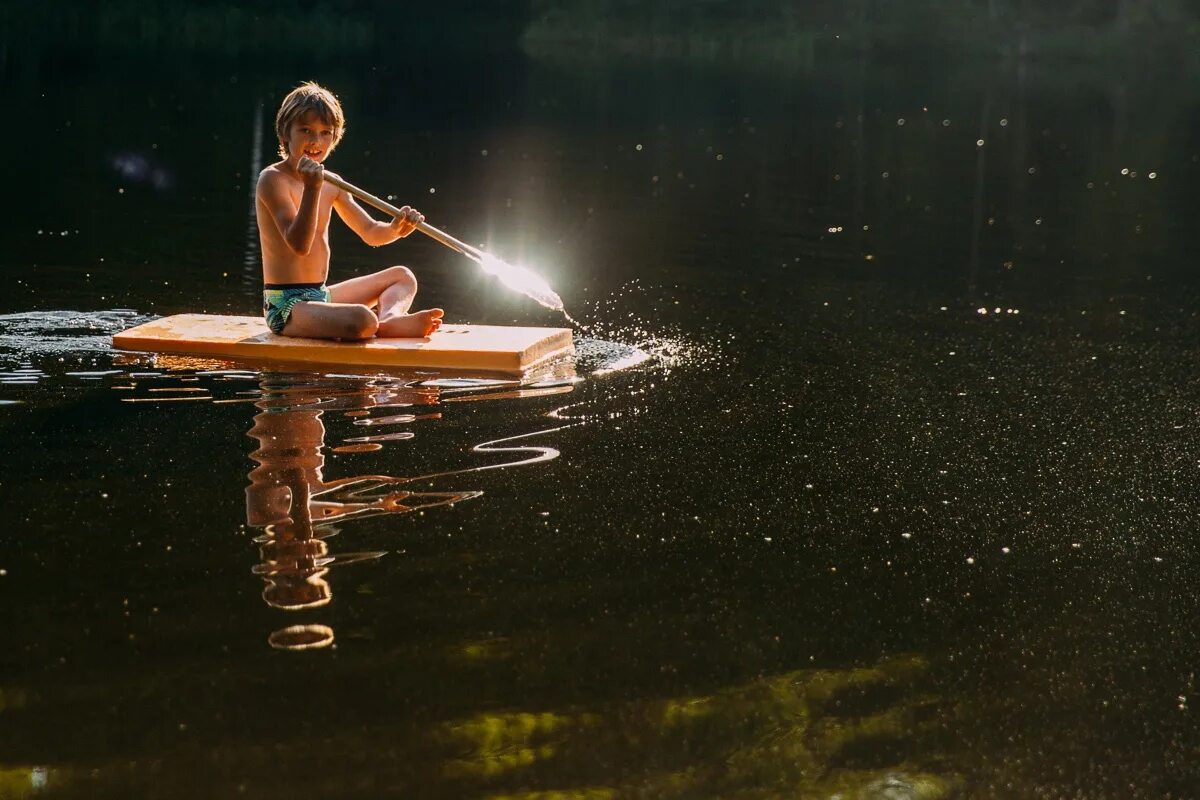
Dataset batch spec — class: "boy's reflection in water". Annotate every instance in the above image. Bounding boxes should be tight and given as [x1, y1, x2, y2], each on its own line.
[244, 374, 475, 651]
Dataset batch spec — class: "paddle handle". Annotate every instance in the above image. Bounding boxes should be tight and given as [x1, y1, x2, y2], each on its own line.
[321, 172, 483, 261]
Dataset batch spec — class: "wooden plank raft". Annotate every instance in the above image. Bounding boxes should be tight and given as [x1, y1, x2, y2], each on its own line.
[113, 314, 574, 375]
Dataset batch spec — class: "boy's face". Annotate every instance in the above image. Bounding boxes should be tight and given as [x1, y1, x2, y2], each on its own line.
[286, 110, 338, 163]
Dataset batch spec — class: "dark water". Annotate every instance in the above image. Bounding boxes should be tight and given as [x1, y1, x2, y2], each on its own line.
[3, 44, 1200, 799]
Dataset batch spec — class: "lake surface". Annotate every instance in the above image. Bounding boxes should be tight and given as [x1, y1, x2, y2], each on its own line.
[3, 43, 1200, 798]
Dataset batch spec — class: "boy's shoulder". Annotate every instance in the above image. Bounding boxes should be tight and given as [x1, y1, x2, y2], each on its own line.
[256, 163, 303, 203]
[257, 162, 289, 188]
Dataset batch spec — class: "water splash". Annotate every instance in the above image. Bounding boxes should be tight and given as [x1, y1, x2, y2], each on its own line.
[0, 310, 151, 361]
[570, 292, 717, 377]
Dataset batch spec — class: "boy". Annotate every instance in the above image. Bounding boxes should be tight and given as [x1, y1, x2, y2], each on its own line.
[257, 82, 444, 339]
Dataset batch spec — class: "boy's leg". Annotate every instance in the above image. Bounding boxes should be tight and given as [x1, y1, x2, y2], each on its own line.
[283, 301, 378, 340]
[328, 266, 417, 311]
[329, 266, 443, 338]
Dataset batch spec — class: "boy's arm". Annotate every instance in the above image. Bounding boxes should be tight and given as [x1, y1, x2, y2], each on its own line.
[331, 181, 423, 247]
[257, 165, 322, 255]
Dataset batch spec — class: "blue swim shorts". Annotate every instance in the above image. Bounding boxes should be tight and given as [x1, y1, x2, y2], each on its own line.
[262, 282, 332, 335]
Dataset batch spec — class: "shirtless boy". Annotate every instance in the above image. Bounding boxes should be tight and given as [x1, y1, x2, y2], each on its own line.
[257, 82, 444, 339]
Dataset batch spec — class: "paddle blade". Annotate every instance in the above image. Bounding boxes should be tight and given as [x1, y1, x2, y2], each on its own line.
[477, 254, 564, 311]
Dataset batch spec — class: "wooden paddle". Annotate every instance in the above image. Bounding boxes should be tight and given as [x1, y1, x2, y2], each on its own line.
[322, 171, 566, 313]
[321, 172, 483, 260]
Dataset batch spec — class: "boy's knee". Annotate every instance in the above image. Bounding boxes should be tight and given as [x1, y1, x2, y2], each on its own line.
[337, 306, 378, 340]
[387, 265, 417, 290]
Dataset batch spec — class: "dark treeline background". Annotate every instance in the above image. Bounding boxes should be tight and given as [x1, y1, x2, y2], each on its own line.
[4, 0, 1199, 62]
[0, 1, 531, 59]
[522, 0, 1200, 62]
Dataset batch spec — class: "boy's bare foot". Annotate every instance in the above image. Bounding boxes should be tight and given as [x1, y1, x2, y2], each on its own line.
[377, 308, 444, 338]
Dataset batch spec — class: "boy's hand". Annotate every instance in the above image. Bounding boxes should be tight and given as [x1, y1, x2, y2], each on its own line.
[297, 156, 324, 190]
[389, 206, 425, 238]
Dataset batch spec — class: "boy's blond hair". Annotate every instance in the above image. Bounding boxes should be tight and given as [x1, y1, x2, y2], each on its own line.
[275, 81, 345, 158]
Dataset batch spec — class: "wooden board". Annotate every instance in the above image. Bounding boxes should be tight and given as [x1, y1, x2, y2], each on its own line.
[112, 314, 574, 375]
